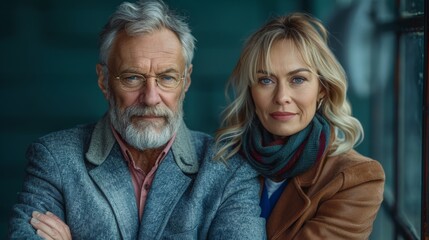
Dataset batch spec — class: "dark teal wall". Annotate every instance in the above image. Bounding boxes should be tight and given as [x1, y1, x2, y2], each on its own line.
[1, 0, 371, 237]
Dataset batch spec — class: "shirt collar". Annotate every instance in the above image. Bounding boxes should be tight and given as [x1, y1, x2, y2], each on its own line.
[110, 125, 176, 166]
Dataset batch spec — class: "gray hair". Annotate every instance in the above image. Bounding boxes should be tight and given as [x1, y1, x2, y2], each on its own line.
[98, 0, 195, 67]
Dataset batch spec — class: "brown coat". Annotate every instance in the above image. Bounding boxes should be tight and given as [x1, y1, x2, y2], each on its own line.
[265, 150, 385, 240]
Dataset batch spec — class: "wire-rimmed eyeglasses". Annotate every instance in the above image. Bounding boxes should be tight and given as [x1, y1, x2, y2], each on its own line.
[105, 66, 185, 92]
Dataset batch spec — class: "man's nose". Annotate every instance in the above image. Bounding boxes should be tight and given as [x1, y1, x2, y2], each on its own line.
[139, 78, 162, 106]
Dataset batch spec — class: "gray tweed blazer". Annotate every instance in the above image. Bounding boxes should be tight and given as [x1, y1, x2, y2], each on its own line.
[9, 115, 266, 239]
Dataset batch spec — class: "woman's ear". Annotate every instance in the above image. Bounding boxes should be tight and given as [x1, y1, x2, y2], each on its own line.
[317, 81, 327, 110]
[317, 80, 327, 100]
[96, 64, 109, 99]
[318, 92, 326, 101]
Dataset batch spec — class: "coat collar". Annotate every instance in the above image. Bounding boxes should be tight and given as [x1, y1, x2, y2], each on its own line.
[85, 114, 199, 174]
[265, 128, 336, 239]
[265, 157, 327, 239]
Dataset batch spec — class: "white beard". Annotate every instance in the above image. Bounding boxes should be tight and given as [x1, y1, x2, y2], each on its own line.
[109, 99, 183, 151]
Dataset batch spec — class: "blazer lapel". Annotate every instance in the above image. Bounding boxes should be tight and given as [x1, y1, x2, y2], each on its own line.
[85, 114, 139, 238]
[138, 152, 192, 239]
[89, 145, 139, 240]
[138, 122, 197, 239]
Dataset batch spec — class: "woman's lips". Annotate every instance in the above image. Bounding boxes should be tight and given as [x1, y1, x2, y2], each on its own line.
[269, 112, 296, 121]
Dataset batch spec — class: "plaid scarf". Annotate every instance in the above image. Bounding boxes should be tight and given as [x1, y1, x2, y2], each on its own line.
[241, 113, 331, 180]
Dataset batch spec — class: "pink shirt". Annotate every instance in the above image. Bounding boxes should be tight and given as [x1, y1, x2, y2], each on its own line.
[111, 126, 176, 220]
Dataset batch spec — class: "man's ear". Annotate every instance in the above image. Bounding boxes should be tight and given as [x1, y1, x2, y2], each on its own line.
[184, 64, 192, 92]
[96, 64, 109, 99]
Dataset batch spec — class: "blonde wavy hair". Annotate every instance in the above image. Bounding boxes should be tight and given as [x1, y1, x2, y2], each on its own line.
[214, 13, 363, 161]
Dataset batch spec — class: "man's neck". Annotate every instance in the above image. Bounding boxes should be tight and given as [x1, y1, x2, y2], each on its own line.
[128, 145, 164, 174]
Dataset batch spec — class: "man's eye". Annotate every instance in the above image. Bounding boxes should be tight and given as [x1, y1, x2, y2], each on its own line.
[158, 74, 180, 87]
[120, 73, 144, 86]
[124, 75, 143, 82]
[159, 74, 178, 82]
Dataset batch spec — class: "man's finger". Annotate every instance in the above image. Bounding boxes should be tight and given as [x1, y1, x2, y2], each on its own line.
[31, 211, 68, 240]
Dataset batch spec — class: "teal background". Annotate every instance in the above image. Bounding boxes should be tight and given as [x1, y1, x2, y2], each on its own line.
[1, 0, 373, 238]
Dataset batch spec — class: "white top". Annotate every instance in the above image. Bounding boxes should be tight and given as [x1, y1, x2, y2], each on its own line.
[265, 178, 287, 199]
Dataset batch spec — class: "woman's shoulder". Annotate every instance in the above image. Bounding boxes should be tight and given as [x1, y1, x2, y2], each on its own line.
[324, 150, 385, 186]
[297, 149, 385, 196]
[330, 150, 383, 170]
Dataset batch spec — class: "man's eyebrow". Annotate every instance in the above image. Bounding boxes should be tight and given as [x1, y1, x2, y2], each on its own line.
[157, 68, 180, 74]
[120, 67, 180, 74]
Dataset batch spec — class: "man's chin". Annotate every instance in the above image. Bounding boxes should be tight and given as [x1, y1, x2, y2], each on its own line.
[132, 122, 166, 133]
[133, 117, 166, 127]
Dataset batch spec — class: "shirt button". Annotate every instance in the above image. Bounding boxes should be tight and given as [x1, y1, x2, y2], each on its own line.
[144, 184, 149, 190]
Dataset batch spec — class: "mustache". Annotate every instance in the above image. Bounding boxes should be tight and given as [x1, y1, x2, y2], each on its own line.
[122, 105, 174, 119]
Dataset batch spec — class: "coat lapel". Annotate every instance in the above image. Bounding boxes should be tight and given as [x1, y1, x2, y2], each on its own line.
[88, 146, 139, 239]
[265, 146, 331, 239]
[138, 152, 192, 239]
[267, 178, 310, 239]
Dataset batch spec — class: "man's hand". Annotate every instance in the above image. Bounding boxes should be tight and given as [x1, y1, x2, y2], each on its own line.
[30, 211, 71, 240]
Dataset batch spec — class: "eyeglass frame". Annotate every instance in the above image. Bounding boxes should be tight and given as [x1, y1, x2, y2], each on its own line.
[102, 64, 187, 92]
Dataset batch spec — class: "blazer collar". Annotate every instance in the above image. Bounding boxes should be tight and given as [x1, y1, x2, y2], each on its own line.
[85, 114, 115, 166]
[86, 114, 199, 173]
[171, 119, 199, 173]
[86, 114, 199, 238]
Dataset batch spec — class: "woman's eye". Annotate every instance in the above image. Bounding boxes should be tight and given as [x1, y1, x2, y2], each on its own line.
[291, 77, 306, 85]
[258, 77, 275, 85]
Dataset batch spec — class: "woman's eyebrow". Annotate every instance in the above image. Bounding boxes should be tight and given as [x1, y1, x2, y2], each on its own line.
[257, 70, 271, 75]
[257, 68, 311, 75]
[287, 68, 312, 75]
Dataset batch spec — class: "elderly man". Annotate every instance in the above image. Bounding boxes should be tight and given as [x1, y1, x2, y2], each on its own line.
[8, 0, 265, 239]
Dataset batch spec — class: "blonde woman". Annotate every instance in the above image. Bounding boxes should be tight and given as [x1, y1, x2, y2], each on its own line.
[215, 13, 385, 240]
